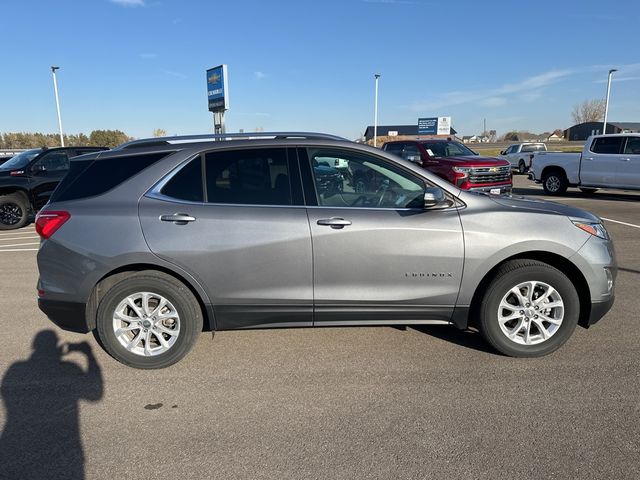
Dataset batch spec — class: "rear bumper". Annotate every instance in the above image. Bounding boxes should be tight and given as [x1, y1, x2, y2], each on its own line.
[585, 296, 615, 327]
[38, 298, 90, 333]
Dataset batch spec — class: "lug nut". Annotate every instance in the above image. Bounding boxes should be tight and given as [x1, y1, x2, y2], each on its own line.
[534, 315, 539, 319]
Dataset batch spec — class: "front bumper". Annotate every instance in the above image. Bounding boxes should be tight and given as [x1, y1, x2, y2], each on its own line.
[38, 298, 90, 333]
[585, 296, 615, 327]
[467, 184, 512, 194]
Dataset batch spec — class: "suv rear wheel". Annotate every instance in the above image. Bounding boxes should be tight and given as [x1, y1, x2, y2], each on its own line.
[0, 193, 29, 230]
[479, 260, 579, 357]
[95, 271, 202, 369]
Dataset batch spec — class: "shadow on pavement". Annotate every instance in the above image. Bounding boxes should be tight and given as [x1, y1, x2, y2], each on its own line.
[0, 330, 103, 480]
[411, 325, 499, 355]
[618, 267, 640, 275]
[513, 186, 640, 203]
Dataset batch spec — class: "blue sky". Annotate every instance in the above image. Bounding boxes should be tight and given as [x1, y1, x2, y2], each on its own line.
[2, 0, 639, 140]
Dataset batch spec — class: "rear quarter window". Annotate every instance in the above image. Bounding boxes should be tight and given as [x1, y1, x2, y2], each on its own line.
[50, 151, 173, 202]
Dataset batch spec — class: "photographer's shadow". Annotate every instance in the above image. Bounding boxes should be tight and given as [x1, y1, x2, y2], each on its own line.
[0, 330, 103, 480]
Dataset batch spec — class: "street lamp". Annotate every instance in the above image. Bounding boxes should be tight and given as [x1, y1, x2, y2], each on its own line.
[602, 68, 617, 136]
[373, 74, 380, 147]
[51, 66, 64, 146]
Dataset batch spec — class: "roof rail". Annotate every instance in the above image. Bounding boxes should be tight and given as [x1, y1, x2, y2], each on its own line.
[115, 132, 349, 150]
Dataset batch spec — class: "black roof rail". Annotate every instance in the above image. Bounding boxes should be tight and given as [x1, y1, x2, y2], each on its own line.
[115, 132, 349, 150]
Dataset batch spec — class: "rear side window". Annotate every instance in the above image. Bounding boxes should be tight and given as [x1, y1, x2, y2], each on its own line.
[623, 137, 640, 154]
[161, 157, 203, 202]
[590, 137, 624, 154]
[205, 148, 291, 205]
[50, 152, 172, 202]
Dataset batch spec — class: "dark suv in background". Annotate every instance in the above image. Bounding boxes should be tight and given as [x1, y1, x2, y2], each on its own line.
[0, 146, 107, 229]
[35, 132, 615, 369]
[383, 139, 512, 193]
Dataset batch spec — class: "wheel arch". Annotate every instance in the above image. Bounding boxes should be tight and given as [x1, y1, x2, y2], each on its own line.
[467, 251, 591, 330]
[85, 263, 215, 332]
[0, 188, 30, 202]
[541, 165, 567, 180]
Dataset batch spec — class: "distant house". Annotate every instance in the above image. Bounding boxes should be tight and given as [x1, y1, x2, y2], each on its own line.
[464, 134, 489, 143]
[564, 122, 640, 141]
[363, 124, 457, 141]
[547, 132, 563, 142]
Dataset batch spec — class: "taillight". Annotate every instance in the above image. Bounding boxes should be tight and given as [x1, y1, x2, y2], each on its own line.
[35, 211, 71, 239]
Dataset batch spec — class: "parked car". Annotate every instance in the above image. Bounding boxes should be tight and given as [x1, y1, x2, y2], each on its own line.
[37, 132, 615, 369]
[529, 134, 640, 195]
[382, 139, 512, 193]
[497, 143, 547, 174]
[0, 146, 108, 229]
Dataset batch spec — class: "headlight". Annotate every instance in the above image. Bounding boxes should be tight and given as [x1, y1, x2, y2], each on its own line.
[572, 221, 609, 239]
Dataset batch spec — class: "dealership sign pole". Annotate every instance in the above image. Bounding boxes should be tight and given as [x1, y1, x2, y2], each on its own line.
[206, 64, 229, 134]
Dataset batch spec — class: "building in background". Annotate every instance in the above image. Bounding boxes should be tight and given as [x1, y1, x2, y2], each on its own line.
[564, 122, 640, 141]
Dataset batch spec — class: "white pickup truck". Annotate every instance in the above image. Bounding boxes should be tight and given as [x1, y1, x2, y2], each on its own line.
[529, 133, 640, 195]
[497, 143, 547, 174]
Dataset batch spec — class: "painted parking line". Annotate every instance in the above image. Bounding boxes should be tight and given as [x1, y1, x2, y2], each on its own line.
[0, 230, 36, 236]
[601, 217, 640, 229]
[0, 242, 40, 248]
[0, 248, 38, 252]
[0, 235, 40, 242]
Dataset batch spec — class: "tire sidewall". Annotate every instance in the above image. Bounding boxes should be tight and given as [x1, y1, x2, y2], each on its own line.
[0, 194, 29, 230]
[481, 265, 580, 357]
[96, 275, 202, 369]
[543, 172, 566, 195]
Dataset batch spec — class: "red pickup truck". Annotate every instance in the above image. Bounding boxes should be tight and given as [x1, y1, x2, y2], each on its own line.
[382, 139, 512, 193]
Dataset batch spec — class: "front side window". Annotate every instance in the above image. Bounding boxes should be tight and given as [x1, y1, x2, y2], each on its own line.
[308, 149, 424, 209]
[383, 143, 403, 156]
[33, 151, 70, 172]
[591, 137, 624, 154]
[205, 148, 291, 206]
[402, 144, 420, 159]
[623, 136, 640, 154]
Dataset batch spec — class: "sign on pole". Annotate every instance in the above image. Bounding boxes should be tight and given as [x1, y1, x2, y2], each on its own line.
[206, 64, 229, 112]
[418, 116, 452, 135]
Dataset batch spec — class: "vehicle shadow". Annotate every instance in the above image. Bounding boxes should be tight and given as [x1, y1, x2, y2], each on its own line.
[513, 186, 640, 203]
[618, 267, 640, 275]
[410, 325, 500, 355]
[0, 330, 103, 480]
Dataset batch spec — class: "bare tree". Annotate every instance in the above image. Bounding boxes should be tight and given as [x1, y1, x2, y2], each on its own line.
[571, 99, 605, 124]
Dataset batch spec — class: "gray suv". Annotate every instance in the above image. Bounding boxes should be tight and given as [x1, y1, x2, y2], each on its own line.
[36, 133, 616, 369]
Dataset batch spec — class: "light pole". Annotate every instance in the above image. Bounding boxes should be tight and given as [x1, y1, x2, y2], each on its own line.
[602, 68, 617, 136]
[51, 66, 64, 146]
[373, 74, 380, 147]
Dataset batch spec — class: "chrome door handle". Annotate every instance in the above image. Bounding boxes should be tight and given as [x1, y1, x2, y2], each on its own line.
[584, 157, 594, 161]
[317, 217, 352, 229]
[160, 213, 196, 225]
[621, 158, 631, 162]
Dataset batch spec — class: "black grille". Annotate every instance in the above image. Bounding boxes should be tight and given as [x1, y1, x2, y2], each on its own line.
[469, 166, 511, 184]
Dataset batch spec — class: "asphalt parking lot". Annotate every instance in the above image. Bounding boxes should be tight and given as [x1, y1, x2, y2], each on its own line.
[0, 175, 638, 480]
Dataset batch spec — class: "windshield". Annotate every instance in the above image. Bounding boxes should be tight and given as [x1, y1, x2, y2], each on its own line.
[0, 149, 42, 170]
[421, 141, 475, 157]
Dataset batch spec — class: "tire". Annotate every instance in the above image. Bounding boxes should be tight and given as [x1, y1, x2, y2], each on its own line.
[542, 170, 568, 195]
[579, 188, 598, 194]
[518, 160, 527, 175]
[478, 260, 580, 357]
[95, 271, 203, 369]
[0, 193, 29, 230]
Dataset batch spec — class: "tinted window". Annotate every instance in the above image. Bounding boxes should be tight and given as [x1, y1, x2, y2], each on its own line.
[308, 148, 424, 209]
[521, 144, 545, 153]
[623, 137, 640, 154]
[402, 144, 420, 159]
[51, 152, 171, 202]
[384, 143, 403, 156]
[591, 137, 624, 154]
[205, 148, 291, 205]
[421, 141, 475, 157]
[33, 151, 69, 172]
[161, 157, 203, 202]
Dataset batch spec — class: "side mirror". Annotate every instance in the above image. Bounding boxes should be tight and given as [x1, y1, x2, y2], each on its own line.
[406, 155, 422, 164]
[423, 187, 447, 209]
[500, 150, 506, 155]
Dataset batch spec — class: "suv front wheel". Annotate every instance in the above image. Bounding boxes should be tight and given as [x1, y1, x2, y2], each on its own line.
[479, 260, 580, 357]
[95, 271, 203, 369]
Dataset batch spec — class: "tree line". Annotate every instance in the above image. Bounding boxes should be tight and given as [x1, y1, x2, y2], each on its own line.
[0, 130, 132, 149]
